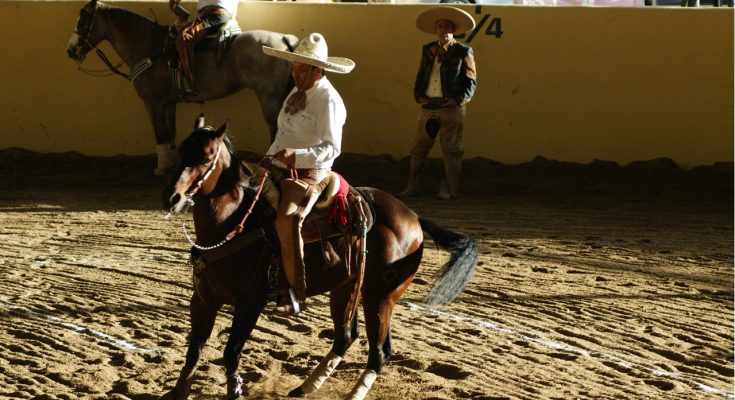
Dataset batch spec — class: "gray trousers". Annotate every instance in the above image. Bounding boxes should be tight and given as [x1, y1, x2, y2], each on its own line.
[407, 105, 466, 197]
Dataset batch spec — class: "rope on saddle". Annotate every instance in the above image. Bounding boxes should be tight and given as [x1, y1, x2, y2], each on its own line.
[343, 194, 369, 329]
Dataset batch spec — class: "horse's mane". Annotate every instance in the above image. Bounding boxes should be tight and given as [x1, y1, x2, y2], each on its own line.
[98, 2, 169, 41]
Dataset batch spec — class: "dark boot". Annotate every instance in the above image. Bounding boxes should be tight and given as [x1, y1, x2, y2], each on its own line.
[273, 287, 302, 316]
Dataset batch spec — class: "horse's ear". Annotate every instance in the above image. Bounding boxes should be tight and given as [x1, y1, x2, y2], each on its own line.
[194, 113, 205, 130]
[90, 0, 97, 7]
[215, 120, 229, 139]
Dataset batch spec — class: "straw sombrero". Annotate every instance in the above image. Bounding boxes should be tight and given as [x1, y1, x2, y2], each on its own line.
[262, 33, 355, 74]
[415, 6, 476, 35]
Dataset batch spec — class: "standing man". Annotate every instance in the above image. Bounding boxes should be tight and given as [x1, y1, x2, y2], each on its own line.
[169, 0, 239, 88]
[398, 6, 477, 200]
[261, 33, 355, 315]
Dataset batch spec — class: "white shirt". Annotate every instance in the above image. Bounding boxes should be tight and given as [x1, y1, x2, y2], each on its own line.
[198, 0, 238, 16]
[266, 77, 346, 170]
[425, 57, 443, 98]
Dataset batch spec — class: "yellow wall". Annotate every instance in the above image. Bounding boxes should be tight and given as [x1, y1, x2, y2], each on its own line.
[1, 2, 732, 166]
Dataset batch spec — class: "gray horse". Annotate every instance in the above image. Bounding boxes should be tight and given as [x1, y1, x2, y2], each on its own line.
[66, 0, 298, 175]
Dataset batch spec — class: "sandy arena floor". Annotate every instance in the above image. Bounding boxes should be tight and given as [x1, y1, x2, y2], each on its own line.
[0, 148, 732, 400]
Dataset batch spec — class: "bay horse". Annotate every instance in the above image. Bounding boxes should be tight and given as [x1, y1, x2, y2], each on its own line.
[66, 0, 297, 176]
[160, 116, 478, 400]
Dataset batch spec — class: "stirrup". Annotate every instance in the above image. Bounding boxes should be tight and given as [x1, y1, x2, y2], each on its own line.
[271, 287, 302, 317]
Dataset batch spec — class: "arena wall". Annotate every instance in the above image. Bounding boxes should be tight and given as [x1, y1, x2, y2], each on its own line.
[1, 1, 732, 167]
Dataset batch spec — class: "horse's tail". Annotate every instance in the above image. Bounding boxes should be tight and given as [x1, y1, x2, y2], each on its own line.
[419, 217, 478, 307]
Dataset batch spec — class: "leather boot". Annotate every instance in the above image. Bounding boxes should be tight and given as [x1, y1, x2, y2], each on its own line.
[397, 154, 427, 198]
[270, 260, 302, 316]
[273, 287, 302, 316]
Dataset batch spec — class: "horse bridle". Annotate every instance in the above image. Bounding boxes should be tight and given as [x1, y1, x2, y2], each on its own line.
[184, 143, 222, 201]
[73, 4, 98, 62]
[72, 3, 134, 80]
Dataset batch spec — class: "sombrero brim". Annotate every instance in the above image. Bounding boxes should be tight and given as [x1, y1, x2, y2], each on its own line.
[262, 46, 355, 74]
[416, 6, 476, 35]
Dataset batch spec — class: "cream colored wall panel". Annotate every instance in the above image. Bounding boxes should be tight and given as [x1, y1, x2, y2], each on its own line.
[1, 2, 732, 166]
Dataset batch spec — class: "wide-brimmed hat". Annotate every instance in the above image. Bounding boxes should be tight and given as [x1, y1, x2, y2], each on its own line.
[416, 6, 476, 35]
[262, 33, 355, 74]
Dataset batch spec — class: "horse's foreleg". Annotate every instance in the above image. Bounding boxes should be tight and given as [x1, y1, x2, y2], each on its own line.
[223, 300, 266, 398]
[145, 100, 178, 176]
[287, 284, 357, 398]
[161, 294, 219, 400]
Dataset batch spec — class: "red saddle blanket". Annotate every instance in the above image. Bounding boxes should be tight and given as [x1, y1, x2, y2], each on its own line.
[301, 174, 374, 245]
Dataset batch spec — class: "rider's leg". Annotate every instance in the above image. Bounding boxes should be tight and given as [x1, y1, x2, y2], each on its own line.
[175, 19, 207, 87]
[273, 174, 328, 314]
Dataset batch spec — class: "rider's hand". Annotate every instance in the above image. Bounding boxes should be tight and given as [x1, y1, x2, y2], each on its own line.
[258, 157, 273, 169]
[274, 148, 296, 166]
[418, 96, 429, 105]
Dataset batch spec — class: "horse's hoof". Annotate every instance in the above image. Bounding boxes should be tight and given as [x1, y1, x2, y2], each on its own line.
[287, 387, 305, 398]
[227, 374, 244, 398]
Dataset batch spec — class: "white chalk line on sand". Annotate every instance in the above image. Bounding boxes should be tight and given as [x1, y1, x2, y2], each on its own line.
[0, 300, 163, 355]
[403, 301, 734, 399]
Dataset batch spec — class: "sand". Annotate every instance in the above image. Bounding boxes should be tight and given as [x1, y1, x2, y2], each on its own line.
[0, 148, 732, 400]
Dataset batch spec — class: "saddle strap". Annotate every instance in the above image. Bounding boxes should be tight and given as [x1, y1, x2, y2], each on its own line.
[343, 195, 369, 328]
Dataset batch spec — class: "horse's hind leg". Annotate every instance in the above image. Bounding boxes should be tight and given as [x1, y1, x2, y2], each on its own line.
[287, 284, 358, 397]
[347, 276, 414, 400]
[223, 300, 266, 398]
[160, 293, 219, 400]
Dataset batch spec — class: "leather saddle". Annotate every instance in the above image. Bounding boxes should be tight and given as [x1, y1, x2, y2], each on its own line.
[302, 185, 375, 245]
[196, 19, 241, 56]
[167, 19, 241, 67]
[301, 178, 374, 272]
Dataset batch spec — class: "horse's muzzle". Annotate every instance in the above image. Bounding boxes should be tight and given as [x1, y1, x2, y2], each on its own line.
[164, 191, 193, 215]
[66, 44, 86, 63]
